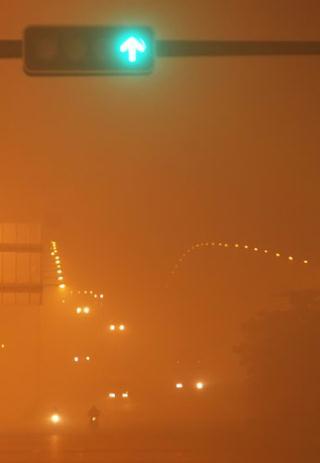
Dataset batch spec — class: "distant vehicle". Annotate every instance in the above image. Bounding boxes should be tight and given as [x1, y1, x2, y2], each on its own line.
[88, 405, 100, 427]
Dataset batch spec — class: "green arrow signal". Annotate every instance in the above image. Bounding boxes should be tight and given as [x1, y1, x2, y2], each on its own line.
[120, 37, 147, 63]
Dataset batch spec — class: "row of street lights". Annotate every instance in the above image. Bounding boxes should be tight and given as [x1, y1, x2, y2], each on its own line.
[50, 241, 66, 289]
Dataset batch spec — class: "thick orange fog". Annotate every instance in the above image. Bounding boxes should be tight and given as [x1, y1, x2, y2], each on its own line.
[0, 1, 320, 462]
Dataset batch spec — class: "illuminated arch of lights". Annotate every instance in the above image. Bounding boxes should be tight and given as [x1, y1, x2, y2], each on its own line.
[170, 241, 310, 277]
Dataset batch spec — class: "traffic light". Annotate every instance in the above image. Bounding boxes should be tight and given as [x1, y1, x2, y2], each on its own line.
[24, 26, 155, 76]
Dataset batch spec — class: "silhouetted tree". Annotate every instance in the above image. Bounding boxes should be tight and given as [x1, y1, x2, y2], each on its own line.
[238, 290, 320, 426]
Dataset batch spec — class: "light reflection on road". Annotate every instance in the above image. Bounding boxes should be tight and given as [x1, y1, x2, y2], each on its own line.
[0, 433, 212, 463]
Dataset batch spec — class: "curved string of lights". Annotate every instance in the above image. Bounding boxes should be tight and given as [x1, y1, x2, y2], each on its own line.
[170, 241, 310, 278]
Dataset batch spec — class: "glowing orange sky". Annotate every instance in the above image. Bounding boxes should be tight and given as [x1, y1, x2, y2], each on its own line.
[1, 1, 320, 369]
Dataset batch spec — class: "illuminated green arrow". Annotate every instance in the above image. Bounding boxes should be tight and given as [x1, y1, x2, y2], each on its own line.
[120, 37, 147, 63]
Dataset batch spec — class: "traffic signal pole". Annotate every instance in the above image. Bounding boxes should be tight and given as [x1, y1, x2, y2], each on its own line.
[0, 40, 22, 58]
[2, 37, 320, 62]
[156, 40, 320, 57]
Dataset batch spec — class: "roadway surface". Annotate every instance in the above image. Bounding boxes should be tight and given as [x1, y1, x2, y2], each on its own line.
[0, 431, 215, 463]
[0, 425, 316, 463]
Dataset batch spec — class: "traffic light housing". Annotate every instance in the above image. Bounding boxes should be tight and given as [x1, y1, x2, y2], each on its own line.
[24, 26, 155, 76]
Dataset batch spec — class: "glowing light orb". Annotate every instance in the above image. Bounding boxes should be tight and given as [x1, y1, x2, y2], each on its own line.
[50, 414, 61, 424]
[196, 382, 204, 390]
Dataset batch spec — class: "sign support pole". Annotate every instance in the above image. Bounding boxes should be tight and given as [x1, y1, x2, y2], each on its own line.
[2, 37, 320, 61]
[0, 40, 22, 58]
